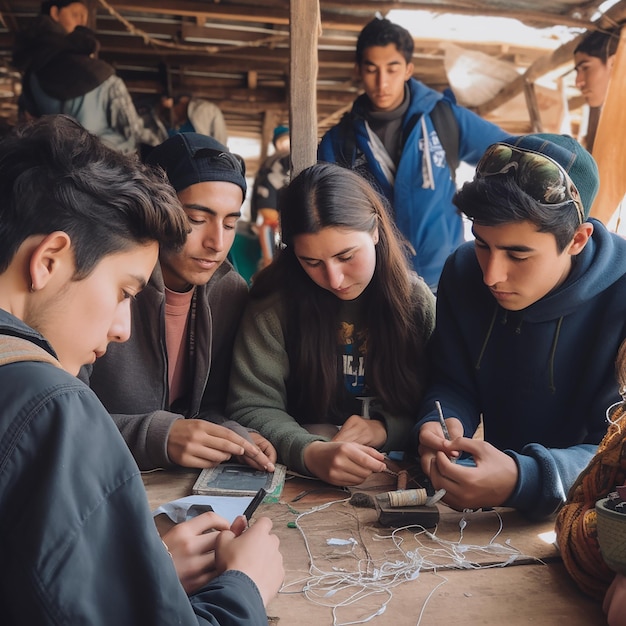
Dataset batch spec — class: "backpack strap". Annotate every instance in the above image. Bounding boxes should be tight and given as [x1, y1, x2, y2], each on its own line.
[430, 99, 460, 184]
[335, 99, 460, 183]
[0, 335, 62, 368]
[334, 111, 358, 169]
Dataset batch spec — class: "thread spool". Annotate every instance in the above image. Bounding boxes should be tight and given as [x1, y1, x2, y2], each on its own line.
[396, 469, 409, 491]
[386, 488, 428, 508]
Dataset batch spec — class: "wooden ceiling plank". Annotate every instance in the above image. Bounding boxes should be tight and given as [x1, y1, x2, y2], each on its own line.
[109, 1, 290, 25]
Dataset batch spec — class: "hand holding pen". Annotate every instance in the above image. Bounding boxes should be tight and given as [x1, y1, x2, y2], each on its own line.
[435, 400, 460, 463]
[434, 401, 476, 466]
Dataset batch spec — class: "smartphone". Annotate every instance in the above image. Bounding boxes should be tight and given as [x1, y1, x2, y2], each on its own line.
[242, 487, 267, 521]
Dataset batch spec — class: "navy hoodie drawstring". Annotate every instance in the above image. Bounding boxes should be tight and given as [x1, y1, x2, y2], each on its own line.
[547, 316, 564, 393]
[475, 305, 563, 393]
[475, 305, 498, 370]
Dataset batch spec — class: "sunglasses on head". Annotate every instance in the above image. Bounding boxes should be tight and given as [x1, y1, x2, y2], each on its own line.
[475, 143, 585, 225]
[193, 147, 246, 178]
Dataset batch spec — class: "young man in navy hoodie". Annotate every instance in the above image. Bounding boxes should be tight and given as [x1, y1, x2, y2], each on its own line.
[413, 133, 626, 520]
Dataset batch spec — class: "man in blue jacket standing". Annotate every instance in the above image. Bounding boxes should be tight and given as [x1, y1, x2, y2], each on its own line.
[413, 133, 626, 520]
[318, 17, 507, 291]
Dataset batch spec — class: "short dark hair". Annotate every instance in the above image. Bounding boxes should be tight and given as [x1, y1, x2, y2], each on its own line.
[0, 115, 188, 277]
[574, 27, 621, 62]
[454, 176, 580, 252]
[356, 17, 414, 65]
[40, 0, 84, 15]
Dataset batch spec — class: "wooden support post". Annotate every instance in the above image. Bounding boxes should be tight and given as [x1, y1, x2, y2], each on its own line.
[585, 106, 602, 153]
[289, 0, 320, 177]
[523, 80, 543, 133]
[84, 0, 97, 52]
[590, 27, 626, 224]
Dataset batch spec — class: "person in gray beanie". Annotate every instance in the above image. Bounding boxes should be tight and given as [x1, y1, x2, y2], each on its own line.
[82, 133, 277, 476]
[411, 133, 626, 520]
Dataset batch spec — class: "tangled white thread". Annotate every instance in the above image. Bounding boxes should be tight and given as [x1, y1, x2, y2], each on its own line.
[280, 499, 538, 626]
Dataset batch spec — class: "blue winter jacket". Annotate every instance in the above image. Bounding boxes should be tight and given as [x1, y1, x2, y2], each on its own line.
[0, 310, 270, 625]
[318, 78, 507, 290]
[413, 220, 626, 520]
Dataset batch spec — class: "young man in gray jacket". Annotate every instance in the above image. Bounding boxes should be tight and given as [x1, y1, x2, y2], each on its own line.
[83, 133, 276, 472]
[0, 114, 283, 625]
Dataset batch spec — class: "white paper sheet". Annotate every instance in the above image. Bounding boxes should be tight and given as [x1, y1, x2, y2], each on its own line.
[153, 494, 254, 525]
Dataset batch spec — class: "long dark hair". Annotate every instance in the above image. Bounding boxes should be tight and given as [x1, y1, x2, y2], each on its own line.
[251, 162, 431, 420]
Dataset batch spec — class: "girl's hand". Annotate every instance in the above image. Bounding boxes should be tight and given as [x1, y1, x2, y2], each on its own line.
[332, 414, 387, 448]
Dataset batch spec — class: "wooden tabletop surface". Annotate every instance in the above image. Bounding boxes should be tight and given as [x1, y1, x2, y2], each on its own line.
[142, 467, 607, 626]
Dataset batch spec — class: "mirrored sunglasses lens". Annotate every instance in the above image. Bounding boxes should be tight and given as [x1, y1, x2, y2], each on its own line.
[516, 155, 567, 204]
[479, 145, 514, 175]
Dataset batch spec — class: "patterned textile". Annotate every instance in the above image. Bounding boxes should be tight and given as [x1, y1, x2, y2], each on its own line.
[555, 340, 626, 599]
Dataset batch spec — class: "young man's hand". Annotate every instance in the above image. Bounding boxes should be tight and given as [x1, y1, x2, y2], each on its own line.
[235, 431, 277, 471]
[162, 511, 231, 594]
[604, 574, 626, 626]
[214, 517, 284, 607]
[418, 417, 464, 473]
[167, 419, 275, 470]
[162, 512, 277, 597]
[424, 437, 518, 510]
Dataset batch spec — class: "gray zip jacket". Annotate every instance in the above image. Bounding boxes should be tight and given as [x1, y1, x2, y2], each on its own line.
[0, 310, 268, 625]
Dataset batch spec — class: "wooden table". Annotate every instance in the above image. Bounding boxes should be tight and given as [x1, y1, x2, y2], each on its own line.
[142, 467, 607, 626]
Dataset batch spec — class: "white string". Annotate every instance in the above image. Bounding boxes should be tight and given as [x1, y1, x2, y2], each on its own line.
[606, 400, 625, 435]
[413, 573, 449, 626]
[280, 499, 540, 626]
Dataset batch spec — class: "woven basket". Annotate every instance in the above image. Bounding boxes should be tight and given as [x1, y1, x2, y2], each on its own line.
[595, 497, 626, 575]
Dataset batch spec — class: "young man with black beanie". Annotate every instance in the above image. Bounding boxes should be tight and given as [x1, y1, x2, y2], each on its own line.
[83, 133, 276, 473]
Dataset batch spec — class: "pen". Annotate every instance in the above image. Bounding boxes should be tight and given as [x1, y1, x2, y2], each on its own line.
[435, 400, 451, 441]
[242, 487, 267, 522]
[436, 401, 461, 465]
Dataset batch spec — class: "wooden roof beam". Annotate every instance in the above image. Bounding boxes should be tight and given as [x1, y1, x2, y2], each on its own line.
[110, 1, 290, 25]
[476, 0, 626, 116]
